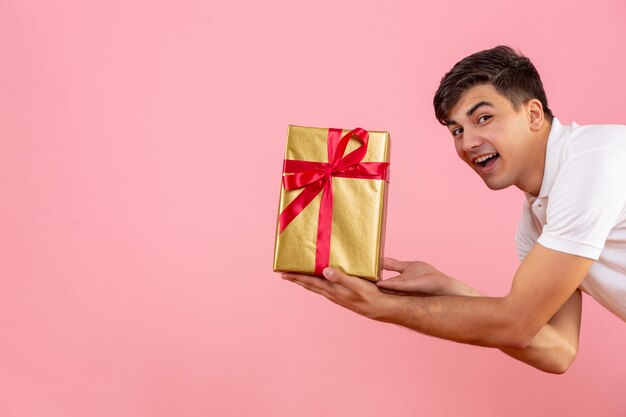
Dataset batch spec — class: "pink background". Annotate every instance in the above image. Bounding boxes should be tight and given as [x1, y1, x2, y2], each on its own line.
[2, 0, 626, 416]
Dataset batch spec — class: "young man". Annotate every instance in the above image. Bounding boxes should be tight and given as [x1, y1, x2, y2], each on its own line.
[282, 46, 626, 374]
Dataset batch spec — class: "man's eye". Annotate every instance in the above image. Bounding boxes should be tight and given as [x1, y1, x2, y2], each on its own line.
[452, 128, 463, 137]
[478, 115, 492, 124]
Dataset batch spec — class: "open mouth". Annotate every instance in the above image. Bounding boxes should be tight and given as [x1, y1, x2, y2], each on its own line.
[474, 153, 500, 168]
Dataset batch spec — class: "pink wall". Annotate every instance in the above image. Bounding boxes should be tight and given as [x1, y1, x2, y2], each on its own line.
[2, 0, 626, 416]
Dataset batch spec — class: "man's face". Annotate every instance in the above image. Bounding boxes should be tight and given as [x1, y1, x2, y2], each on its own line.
[445, 84, 540, 192]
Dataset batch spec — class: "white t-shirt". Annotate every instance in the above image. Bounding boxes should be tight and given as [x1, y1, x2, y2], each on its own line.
[515, 117, 626, 321]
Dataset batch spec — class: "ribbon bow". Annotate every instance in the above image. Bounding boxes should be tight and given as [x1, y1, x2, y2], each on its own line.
[279, 127, 389, 275]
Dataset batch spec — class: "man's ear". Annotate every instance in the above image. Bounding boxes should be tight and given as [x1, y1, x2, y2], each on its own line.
[527, 99, 545, 131]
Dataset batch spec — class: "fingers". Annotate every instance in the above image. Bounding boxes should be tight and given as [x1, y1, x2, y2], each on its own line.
[376, 277, 409, 290]
[283, 269, 386, 318]
[283, 268, 376, 299]
[377, 273, 444, 296]
[377, 278, 432, 297]
[383, 257, 410, 272]
[282, 273, 335, 299]
[322, 267, 367, 290]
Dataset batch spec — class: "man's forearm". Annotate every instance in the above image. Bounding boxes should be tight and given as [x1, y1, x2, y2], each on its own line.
[377, 294, 526, 348]
[377, 289, 581, 373]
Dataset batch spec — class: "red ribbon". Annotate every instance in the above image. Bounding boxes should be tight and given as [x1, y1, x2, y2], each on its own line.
[279, 127, 389, 275]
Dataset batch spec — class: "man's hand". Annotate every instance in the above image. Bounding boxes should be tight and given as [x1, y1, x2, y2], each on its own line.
[377, 257, 481, 297]
[281, 256, 480, 321]
[282, 268, 394, 321]
[280, 246, 593, 373]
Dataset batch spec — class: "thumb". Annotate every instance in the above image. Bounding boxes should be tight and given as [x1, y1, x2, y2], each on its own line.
[323, 267, 362, 289]
[383, 257, 411, 273]
[376, 276, 408, 290]
[323, 267, 348, 283]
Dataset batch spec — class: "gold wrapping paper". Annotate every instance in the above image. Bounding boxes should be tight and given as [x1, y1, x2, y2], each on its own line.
[273, 125, 390, 281]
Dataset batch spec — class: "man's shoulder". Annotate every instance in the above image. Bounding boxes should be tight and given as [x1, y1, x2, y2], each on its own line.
[546, 121, 626, 201]
[568, 122, 626, 153]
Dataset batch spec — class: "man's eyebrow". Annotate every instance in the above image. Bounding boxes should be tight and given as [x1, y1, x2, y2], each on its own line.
[445, 101, 494, 127]
[466, 101, 494, 117]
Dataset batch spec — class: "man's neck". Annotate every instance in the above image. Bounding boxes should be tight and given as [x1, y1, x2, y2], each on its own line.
[519, 120, 552, 197]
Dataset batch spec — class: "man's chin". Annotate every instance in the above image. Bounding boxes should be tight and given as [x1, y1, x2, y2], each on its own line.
[482, 179, 511, 191]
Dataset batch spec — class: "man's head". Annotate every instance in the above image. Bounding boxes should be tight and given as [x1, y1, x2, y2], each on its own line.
[434, 46, 553, 126]
[433, 46, 553, 196]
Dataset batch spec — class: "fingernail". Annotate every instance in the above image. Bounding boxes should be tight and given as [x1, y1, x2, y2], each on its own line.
[323, 268, 333, 278]
[282, 273, 291, 280]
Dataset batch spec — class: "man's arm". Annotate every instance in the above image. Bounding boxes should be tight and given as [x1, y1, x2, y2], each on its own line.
[282, 243, 593, 372]
[499, 289, 581, 373]
[377, 257, 582, 373]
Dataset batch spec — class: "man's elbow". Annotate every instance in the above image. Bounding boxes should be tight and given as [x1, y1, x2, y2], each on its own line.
[547, 341, 578, 374]
[504, 324, 579, 374]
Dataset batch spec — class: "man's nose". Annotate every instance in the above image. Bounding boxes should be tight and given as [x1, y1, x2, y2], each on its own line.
[462, 128, 483, 153]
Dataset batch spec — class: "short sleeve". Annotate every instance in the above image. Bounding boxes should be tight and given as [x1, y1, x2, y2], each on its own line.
[538, 149, 626, 260]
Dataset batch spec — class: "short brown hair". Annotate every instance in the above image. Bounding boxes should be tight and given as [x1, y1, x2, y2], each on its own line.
[433, 46, 554, 125]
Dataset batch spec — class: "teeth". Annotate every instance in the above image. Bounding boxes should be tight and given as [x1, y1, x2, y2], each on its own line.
[474, 153, 497, 164]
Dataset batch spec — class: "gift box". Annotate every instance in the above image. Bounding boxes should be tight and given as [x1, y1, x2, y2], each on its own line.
[273, 125, 390, 281]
